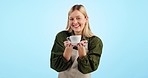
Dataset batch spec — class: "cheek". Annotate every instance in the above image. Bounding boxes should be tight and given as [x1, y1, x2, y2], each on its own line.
[80, 21, 86, 29]
[68, 21, 72, 26]
[80, 20, 86, 26]
[69, 21, 73, 24]
[80, 25, 85, 30]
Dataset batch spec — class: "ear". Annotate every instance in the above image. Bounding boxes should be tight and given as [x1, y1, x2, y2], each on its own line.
[85, 16, 88, 22]
[85, 16, 88, 20]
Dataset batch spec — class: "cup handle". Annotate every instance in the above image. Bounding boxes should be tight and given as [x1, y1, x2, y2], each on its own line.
[66, 37, 71, 41]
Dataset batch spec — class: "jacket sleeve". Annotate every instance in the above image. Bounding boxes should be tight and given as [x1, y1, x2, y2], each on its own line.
[77, 36, 103, 74]
[50, 32, 73, 72]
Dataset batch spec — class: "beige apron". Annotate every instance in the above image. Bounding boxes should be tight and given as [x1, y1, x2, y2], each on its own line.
[58, 43, 91, 78]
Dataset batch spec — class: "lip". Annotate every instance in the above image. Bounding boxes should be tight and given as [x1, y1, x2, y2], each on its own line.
[72, 24, 80, 28]
[73, 25, 79, 28]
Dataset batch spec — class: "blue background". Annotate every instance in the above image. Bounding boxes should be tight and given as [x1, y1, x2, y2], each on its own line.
[0, 0, 148, 78]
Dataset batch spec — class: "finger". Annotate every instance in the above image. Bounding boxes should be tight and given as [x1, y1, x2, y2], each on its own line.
[65, 43, 71, 47]
[82, 40, 87, 44]
[77, 43, 80, 47]
[84, 40, 88, 42]
[84, 41, 87, 44]
[69, 43, 74, 47]
[69, 43, 72, 47]
[83, 42, 87, 46]
[65, 44, 69, 47]
[64, 41, 68, 45]
[78, 43, 83, 47]
[81, 43, 85, 46]
[79, 42, 85, 46]
[64, 41, 72, 46]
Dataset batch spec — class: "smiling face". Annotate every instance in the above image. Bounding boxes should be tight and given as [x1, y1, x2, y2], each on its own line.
[68, 10, 87, 35]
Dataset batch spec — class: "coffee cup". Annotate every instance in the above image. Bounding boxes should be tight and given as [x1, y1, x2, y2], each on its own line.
[67, 35, 81, 45]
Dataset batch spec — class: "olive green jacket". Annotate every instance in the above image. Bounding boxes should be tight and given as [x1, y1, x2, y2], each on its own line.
[50, 31, 103, 74]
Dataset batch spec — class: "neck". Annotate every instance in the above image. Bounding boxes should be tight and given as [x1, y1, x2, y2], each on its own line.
[74, 31, 82, 35]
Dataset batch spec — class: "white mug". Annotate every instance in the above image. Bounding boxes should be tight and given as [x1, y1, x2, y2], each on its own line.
[67, 35, 81, 45]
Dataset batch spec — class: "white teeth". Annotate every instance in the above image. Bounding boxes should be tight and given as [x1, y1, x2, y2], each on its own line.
[73, 24, 79, 27]
[74, 25, 79, 27]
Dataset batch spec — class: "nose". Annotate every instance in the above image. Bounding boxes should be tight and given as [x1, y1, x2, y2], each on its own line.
[73, 18, 77, 24]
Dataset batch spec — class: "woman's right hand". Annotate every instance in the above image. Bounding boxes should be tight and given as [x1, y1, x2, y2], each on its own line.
[64, 41, 72, 47]
[63, 41, 73, 61]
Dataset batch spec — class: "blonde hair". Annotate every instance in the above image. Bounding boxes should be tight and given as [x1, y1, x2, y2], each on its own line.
[66, 4, 94, 37]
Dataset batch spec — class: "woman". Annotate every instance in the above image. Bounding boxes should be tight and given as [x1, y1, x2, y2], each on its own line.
[50, 4, 103, 78]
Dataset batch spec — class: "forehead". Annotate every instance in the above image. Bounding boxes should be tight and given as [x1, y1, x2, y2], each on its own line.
[69, 10, 84, 18]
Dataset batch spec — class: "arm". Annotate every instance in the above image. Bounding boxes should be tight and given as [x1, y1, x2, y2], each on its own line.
[77, 36, 103, 74]
[50, 32, 73, 72]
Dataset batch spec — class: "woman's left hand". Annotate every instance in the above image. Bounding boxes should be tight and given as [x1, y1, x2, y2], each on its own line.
[77, 40, 88, 58]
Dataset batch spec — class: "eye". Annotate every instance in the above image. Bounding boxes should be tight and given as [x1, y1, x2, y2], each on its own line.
[76, 17, 81, 20]
[69, 18, 73, 21]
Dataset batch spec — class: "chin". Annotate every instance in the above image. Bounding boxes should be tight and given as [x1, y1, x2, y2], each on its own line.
[73, 29, 80, 32]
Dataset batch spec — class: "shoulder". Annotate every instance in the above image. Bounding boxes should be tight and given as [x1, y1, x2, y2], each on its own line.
[56, 30, 68, 36]
[89, 35, 102, 42]
[56, 30, 69, 37]
[89, 35, 103, 46]
[55, 30, 70, 41]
